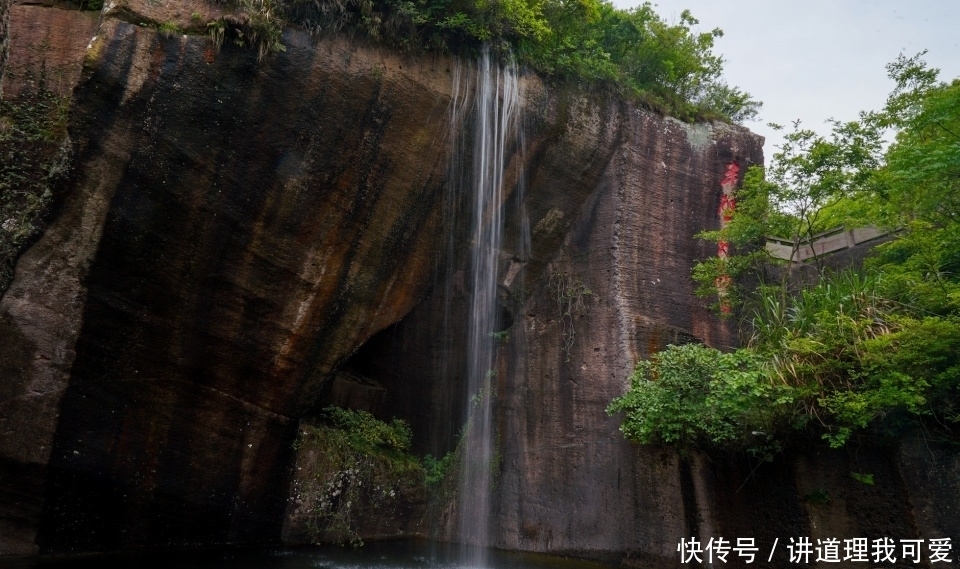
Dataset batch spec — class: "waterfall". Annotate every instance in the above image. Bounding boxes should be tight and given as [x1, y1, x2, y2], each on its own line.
[452, 48, 521, 567]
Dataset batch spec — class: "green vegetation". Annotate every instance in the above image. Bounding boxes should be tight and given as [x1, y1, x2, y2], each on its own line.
[422, 451, 454, 486]
[803, 489, 830, 505]
[606, 343, 790, 456]
[292, 406, 461, 546]
[158, 20, 183, 37]
[609, 53, 960, 456]
[850, 471, 875, 486]
[0, 86, 71, 293]
[208, 0, 758, 121]
[490, 329, 511, 343]
[611, 268, 960, 454]
[293, 406, 423, 547]
[209, 0, 287, 61]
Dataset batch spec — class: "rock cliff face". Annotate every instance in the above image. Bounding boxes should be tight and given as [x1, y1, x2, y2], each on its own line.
[2, 0, 467, 554]
[361, 113, 762, 562]
[3, 0, 957, 564]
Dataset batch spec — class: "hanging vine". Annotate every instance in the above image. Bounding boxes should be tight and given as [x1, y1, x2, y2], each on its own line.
[549, 269, 594, 361]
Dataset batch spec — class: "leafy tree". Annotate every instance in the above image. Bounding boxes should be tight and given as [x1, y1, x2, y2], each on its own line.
[211, 0, 760, 122]
[612, 53, 960, 455]
[865, 54, 960, 314]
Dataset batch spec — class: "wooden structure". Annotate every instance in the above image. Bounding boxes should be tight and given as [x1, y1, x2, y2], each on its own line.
[765, 226, 889, 263]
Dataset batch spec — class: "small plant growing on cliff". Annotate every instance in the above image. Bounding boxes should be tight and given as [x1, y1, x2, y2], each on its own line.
[0, 85, 72, 293]
[550, 269, 594, 361]
[158, 21, 182, 37]
[489, 329, 510, 343]
[209, 0, 286, 61]
[850, 472, 875, 486]
[803, 489, 831, 505]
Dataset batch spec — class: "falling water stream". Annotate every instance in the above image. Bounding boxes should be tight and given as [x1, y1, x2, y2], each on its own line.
[455, 49, 521, 568]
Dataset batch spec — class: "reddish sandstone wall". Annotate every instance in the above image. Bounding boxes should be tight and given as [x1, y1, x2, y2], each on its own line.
[1, 4, 100, 97]
[4, 1, 954, 565]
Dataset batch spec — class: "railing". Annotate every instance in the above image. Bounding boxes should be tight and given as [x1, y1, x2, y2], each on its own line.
[765, 226, 890, 263]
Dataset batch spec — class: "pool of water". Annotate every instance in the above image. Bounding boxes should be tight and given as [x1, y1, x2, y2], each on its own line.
[1, 540, 618, 569]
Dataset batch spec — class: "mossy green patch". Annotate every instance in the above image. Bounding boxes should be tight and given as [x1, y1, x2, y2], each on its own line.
[0, 86, 72, 293]
[292, 407, 426, 547]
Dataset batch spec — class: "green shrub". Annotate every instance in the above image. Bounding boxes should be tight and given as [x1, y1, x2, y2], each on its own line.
[212, 0, 759, 122]
[610, 269, 960, 454]
[607, 343, 794, 456]
[737, 271, 959, 447]
[320, 405, 414, 454]
[422, 451, 454, 486]
[293, 407, 422, 547]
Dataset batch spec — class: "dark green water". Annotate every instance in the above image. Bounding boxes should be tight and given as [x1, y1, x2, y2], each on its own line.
[0, 541, 618, 569]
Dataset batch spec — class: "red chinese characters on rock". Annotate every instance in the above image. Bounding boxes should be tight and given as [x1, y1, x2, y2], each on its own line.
[715, 162, 740, 313]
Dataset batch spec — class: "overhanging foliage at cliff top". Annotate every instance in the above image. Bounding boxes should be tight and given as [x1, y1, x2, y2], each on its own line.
[216, 0, 760, 122]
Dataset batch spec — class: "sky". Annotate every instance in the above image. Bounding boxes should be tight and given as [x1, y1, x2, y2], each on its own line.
[609, 0, 960, 159]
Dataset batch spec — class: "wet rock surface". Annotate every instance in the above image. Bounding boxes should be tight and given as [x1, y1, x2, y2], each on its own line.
[2, 2, 460, 553]
[373, 113, 765, 563]
[2, 0, 957, 564]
